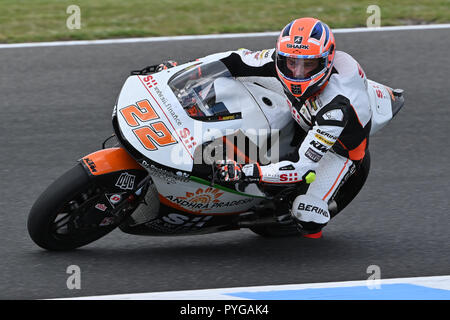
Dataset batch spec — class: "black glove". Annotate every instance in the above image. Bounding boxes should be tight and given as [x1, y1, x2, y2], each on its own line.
[216, 160, 261, 183]
[216, 160, 243, 182]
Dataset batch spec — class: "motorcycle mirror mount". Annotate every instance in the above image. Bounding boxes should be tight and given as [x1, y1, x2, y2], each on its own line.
[210, 162, 216, 187]
[102, 134, 117, 149]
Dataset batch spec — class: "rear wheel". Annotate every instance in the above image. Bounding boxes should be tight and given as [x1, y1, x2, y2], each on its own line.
[27, 164, 139, 251]
[249, 223, 300, 237]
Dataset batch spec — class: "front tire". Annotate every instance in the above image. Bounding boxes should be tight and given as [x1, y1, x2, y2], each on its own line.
[28, 164, 128, 250]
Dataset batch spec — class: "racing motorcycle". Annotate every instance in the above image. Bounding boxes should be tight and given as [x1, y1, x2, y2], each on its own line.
[27, 51, 405, 250]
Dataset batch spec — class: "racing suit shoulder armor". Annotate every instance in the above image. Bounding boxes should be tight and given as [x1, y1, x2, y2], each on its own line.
[234, 48, 276, 67]
[314, 95, 350, 128]
[220, 48, 277, 78]
[318, 51, 372, 128]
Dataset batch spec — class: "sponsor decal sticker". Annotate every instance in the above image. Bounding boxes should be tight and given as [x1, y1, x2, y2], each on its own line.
[179, 128, 197, 150]
[105, 193, 126, 207]
[305, 148, 323, 162]
[166, 187, 222, 211]
[141, 162, 189, 184]
[109, 194, 122, 204]
[298, 203, 329, 218]
[115, 173, 136, 190]
[95, 203, 108, 212]
[310, 140, 328, 153]
[316, 128, 338, 140]
[99, 217, 115, 227]
[357, 63, 365, 78]
[290, 105, 307, 127]
[142, 75, 158, 89]
[294, 36, 303, 44]
[315, 134, 334, 146]
[279, 172, 299, 182]
[166, 187, 253, 212]
[323, 109, 344, 121]
[286, 41, 309, 49]
[279, 164, 295, 171]
[83, 157, 97, 173]
[161, 213, 213, 227]
[145, 214, 213, 232]
[152, 85, 183, 127]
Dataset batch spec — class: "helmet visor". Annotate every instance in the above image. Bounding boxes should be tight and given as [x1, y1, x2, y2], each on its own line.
[276, 52, 327, 81]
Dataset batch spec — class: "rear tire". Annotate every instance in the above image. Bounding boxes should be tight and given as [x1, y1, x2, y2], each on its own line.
[27, 164, 122, 251]
[249, 223, 300, 237]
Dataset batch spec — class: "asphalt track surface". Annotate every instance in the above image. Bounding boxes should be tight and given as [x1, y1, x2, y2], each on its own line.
[0, 29, 449, 300]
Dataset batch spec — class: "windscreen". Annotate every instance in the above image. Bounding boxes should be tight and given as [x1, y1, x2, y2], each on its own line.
[168, 61, 241, 121]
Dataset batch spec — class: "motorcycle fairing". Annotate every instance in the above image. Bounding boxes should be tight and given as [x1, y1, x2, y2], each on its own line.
[153, 174, 263, 215]
[114, 52, 294, 175]
[120, 200, 243, 236]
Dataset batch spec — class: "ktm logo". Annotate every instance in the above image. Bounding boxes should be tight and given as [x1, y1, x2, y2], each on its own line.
[310, 140, 328, 153]
[83, 157, 97, 173]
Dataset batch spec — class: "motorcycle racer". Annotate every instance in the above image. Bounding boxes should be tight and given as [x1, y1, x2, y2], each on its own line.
[28, 18, 404, 251]
[214, 17, 372, 238]
[158, 17, 372, 238]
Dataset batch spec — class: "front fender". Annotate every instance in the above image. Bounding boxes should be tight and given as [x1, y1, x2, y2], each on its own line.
[81, 147, 144, 176]
[80, 147, 148, 192]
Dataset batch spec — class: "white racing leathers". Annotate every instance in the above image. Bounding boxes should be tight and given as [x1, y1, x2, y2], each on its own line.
[220, 49, 372, 233]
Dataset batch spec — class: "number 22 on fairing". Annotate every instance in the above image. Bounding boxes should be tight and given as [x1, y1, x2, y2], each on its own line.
[120, 99, 177, 151]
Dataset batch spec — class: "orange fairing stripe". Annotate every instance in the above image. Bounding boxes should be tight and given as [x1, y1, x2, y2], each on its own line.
[82, 147, 144, 176]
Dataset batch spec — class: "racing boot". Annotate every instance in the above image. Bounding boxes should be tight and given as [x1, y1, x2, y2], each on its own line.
[291, 194, 330, 238]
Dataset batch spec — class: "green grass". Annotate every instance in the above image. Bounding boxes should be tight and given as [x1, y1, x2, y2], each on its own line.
[0, 0, 449, 43]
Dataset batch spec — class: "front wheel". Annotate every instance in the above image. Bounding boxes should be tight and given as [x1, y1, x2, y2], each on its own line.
[27, 164, 139, 251]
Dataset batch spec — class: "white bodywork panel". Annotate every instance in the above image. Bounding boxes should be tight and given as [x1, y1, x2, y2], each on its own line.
[367, 79, 394, 135]
[116, 52, 295, 173]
